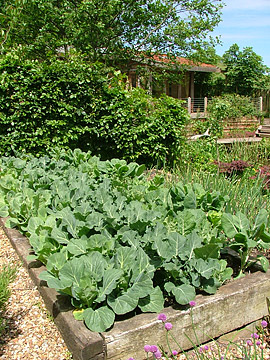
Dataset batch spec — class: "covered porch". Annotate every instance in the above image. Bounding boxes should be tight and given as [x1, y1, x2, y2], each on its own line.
[126, 56, 220, 100]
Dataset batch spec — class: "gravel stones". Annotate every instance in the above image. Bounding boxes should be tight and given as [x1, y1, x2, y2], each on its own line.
[0, 226, 72, 360]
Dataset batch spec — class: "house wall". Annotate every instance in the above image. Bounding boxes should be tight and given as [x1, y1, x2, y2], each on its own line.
[162, 72, 194, 99]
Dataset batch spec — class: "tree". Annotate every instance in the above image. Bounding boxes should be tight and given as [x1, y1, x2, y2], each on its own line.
[222, 44, 269, 96]
[0, 0, 223, 69]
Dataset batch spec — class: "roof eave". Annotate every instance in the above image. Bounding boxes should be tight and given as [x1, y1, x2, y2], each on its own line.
[187, 65, 220, 73]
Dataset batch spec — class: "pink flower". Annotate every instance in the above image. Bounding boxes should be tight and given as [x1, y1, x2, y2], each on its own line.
[157, 313, 167, 322]
[154, 350, 162, 359]
[150, 345, 158, 353]
[172, 350, 178, 356]
[251, 333, 259, 339]
[189, 300, 196, 307]
[247, 340, 253, 346]
[204, 345, 209, 351]
[144, 345, 151, 352]
[261, 320, 268, 328]
[164, 322, 173, 331]
[256, 340, 261, 346]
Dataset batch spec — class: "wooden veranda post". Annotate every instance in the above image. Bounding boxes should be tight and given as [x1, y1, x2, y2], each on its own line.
[259, 97, 263, 112]
[204, 97, 208, 113]
[188, 97, 192, 114]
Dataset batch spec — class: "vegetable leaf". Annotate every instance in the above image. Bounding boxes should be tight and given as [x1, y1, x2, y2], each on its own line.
[84, 306, 115, 332]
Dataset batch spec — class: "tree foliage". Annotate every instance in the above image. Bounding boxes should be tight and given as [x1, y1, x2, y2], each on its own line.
[222, 44, 269, 96]
[0, 0, 223, 67]
[194, 44, 270, 98]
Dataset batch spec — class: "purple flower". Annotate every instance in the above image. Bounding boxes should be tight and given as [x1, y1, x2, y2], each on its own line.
[154, 350, 162, 359]
[261, 320, 268, 328]
[221, 356, 224, 360]
[157, 313, 167, 322]
[256, 340, 261, 346]
[128, 358, 135, 360]
[172, 350, 178, 356]
[199, 347, 203, 353]
[204, 345, 209, 351]
[144, 345, 151, 352]
[164, 322, 173, 331]
[150, 345, 158, 353]
[246, 340, 253, 346]
[189, 300, 196, 307]
[251, 333, 259, 339]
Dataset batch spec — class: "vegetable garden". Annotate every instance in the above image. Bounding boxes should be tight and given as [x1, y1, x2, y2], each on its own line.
[1, 149, 270, 334]
[1, 2, 270, 357]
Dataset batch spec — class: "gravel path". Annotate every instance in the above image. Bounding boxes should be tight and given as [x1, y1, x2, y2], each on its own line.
[0, 226, 73, 360]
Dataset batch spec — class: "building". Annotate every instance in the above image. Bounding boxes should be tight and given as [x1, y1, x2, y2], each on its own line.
[125, 54, 220, 100]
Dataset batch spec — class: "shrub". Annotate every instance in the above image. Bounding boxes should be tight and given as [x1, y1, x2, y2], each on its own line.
[214, 160, 251, 176]
[206, 94, 261, 137]
[0, 53, 189, 166]
[95, 87, 189, 166]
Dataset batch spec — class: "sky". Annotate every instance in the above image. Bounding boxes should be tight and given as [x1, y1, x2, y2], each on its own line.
[211, 0, 270, 68]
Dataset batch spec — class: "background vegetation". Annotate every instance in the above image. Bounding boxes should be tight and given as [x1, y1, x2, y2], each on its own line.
[0, 53, 188, 166]
[0, 0, 222, 72]
[195, 43, 270, 101]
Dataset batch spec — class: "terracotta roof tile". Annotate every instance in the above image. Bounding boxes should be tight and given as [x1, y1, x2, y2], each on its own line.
[152, 54, 218, 71]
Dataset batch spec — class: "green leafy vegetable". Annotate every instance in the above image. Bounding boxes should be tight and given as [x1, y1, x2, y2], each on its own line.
[0, 150, 268, 332]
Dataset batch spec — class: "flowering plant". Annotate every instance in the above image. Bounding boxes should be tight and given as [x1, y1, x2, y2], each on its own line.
[127, 305, 269, 360]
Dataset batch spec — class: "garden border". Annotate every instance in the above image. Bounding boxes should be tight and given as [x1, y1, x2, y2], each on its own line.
[1, 216, 270, 360]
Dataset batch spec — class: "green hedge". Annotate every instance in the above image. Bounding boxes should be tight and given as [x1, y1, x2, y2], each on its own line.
[0, 53, 189, 166]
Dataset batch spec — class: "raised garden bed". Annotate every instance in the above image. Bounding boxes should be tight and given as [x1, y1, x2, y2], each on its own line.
[1, 217, 270, 360]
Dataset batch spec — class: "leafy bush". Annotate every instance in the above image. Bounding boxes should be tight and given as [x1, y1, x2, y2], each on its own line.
[0, 150, 269, 332]
[206, 94, 261, 137]
[0, 53, 188, 166]
[214, 160, 251, 176]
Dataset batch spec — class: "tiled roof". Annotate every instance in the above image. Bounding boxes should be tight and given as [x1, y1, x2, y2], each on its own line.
[151, 54, 219, 72]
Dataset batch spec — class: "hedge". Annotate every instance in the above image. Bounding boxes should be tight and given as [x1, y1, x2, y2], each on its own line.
[0, 53, 189, 166]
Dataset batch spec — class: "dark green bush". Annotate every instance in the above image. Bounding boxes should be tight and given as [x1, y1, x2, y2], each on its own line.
[0, 53, 105, 154]
[0, 53, 189, 166]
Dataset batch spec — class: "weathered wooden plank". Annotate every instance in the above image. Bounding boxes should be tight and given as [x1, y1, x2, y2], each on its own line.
[217, 137, 262, 144]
